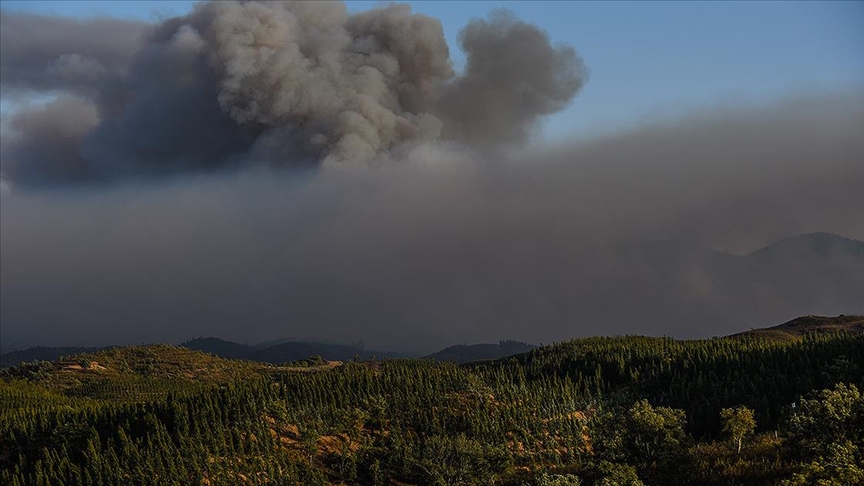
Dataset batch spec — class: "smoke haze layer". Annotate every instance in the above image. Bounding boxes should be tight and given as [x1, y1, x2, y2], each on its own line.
[2, 93, 863, 352]
[1, 3, 862, 352]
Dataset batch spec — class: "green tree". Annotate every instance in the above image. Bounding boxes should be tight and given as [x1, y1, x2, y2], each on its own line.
[720, 405, 756, 454]
[535, 472, 584, 485]
[782, 383, 864, 485]
[625, 400, 691, 469]
[781, 440, 864, 486]
[784, 383, 863, 459]
[593, 461, 644, 486]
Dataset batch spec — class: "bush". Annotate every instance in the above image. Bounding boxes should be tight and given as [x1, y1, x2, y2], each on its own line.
[535, 472, 583, 485]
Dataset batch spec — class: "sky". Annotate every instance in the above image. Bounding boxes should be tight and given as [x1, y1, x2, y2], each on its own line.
[2, 0, 863, 140]
[0, 1, 862, 351]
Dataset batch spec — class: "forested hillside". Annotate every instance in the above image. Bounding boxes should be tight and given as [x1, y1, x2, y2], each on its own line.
[1, 316, 862, 485]
[0, 347, 101, 368]
[0, 339, 401, 369]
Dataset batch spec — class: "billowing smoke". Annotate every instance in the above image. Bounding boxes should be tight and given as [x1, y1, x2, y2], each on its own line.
[1, 2, 862, 353]
[0, 12, 146, 96]
[0, 1, 587, 184]
[2, 92, 863, 352]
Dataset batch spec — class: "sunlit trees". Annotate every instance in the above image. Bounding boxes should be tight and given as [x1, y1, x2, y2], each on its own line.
[781, 383, 864, 485]
[588, 399, 691, 484]
[2, 334, 862, 485]
[623, 400, 691, 482]
[720, 405, 756, 454]
[535, 472, 584, 485]
[784, 383, 863, 456]
[592, 461, 644, 486]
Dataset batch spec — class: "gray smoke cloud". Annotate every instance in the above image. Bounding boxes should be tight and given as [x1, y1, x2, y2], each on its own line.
[2, 92, 862, 352]
[0, 12, 146, 96]
[1, 2, 862, 353]
[1, 97, 100, 183]
[0, 2, 586, 184]
[436, 10, 586, 147]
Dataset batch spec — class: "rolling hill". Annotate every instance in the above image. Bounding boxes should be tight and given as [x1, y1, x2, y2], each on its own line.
[179, 337, 257, 359]
[0, 337, 401, 368]
[424, 340, 537, 363]
[181, 337, 401, 363]
[0, 346, 100, 368]
[735, 314, 864, 340]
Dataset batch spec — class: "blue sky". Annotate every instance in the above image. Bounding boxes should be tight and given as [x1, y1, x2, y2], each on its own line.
[2, 0, 863, 141]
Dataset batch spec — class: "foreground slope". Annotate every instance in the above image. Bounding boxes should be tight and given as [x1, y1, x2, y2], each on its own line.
[1, 316, 862, 486]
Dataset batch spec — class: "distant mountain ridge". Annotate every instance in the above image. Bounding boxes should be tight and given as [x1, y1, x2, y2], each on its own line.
[2, 230, 861, 368]
[612, 232, 863, 335]
[2, 232, 860, 366]
[1, 314, 861, 368]
[424, 340, 537, 364]
[179, 337, 255, 360]
[746, 232, 864, 258]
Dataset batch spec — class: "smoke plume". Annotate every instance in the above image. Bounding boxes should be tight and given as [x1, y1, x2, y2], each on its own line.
[2, 92, 863, 352]
[0, 2, 586, 184]
[1, 2, 862, 353]
[0, 12, 146, 96]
